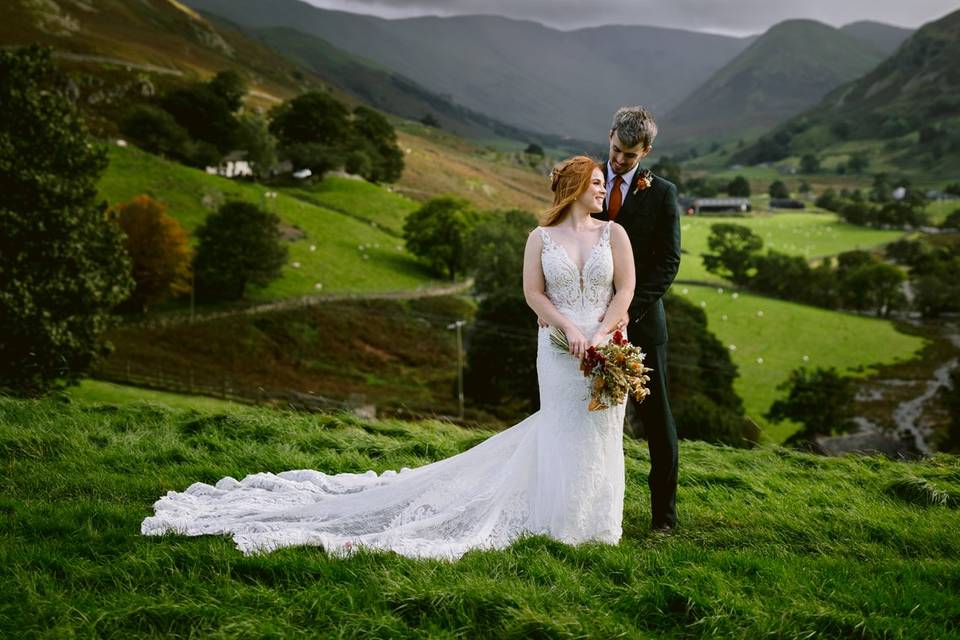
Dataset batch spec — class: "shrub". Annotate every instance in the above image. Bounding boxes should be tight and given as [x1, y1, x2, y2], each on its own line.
[112, 196, 193, 313]
[193, 201, 288, 301]
[403, 196, 479, 280]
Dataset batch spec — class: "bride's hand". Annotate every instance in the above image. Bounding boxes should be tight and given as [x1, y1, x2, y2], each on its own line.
[564, 325, 590, 359]
[590, 330, 609, 347]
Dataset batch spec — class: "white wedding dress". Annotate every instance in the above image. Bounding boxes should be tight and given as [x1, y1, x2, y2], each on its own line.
[141, 221, 627, 561]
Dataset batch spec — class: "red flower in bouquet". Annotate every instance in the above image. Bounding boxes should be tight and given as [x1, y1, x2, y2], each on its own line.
[550, 327, 653, 411]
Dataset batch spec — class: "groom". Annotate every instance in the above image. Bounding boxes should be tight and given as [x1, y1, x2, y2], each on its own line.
[593, 106, 681, 532]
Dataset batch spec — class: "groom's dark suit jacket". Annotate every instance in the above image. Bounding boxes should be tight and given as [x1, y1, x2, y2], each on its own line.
[593, 169, 681, 345]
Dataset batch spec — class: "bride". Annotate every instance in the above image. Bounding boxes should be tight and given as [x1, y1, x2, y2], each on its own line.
[141, 155, 636, 561]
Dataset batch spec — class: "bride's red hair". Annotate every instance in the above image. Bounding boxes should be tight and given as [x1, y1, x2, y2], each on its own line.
[540, 155, 602, 227]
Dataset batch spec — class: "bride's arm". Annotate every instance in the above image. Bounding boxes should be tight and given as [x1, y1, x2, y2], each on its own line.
[592, 224, 636, 344]
[522, 230, 590, 357]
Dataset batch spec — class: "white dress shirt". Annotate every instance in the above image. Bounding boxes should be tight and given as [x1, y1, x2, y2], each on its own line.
[606, 162, 640, 210]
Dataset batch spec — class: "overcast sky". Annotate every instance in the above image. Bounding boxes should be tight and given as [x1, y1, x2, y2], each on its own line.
[301, 0, 959, 36]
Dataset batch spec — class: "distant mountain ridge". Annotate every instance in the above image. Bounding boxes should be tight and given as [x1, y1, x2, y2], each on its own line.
[662, 19, 894, 145]
[182, 0, 756, 142]
[221, 21, 600, 152]
[840, 20, 913, 57]
[733, 8, 960, 170]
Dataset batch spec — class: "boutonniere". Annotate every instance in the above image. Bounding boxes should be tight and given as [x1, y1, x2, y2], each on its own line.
[633, 168, 653, 195]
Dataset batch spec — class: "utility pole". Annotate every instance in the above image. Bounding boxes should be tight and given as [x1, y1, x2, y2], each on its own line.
[447, 319, 466, 421]
[190, 268, 195, 323]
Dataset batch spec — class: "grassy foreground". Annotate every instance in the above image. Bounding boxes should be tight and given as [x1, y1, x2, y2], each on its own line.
[2, 397, 959, 638]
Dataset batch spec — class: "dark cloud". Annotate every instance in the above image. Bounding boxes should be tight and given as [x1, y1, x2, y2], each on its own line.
[303, 0, 959, 35]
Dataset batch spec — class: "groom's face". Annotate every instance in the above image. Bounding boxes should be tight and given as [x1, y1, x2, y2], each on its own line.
[608, 131, 649, 175]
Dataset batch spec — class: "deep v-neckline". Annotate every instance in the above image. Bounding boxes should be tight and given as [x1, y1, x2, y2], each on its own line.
[542, 223, 608, 277]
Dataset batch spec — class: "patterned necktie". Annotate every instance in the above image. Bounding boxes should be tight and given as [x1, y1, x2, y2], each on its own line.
[608, 175, 624, 220]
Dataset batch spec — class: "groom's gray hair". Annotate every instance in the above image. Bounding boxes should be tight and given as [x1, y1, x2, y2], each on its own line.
[610, 106, 657, 149]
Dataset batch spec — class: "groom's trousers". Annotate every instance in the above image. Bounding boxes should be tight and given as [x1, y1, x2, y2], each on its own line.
[626, 340, 679, 529]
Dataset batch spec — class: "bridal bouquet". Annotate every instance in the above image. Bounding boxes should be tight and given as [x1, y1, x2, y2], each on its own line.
[550, 327, 652, 411]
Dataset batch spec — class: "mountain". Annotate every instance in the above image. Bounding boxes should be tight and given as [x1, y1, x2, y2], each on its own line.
[0, 0, 568, 152]
[733, 8, 960, 171]
[222, 22, 600, 152]
[841, 20, 913, 57]
[661, 19, 889, 145]
[181, 0, 753, 142]
[0, 0, 307, 104]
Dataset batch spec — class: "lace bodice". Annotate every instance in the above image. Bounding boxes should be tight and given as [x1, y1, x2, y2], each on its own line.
[539, 221, 614, 320]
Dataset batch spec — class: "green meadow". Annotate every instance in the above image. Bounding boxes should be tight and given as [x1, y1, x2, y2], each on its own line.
[67, 379, 243, 413]
[285, 177, 420, 236]
[98, 145, 438, 299]
[673, 285, 926, 442]
[677, 212, 907, 283]
[2, 397, 958, 638]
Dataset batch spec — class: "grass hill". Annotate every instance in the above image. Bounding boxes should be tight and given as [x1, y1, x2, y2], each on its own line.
[676, 211, 907, 282]
[2, 396, 959, 637]
[0, 0, 311, 111]
[181, 0, 753, 142]
[733, 8, 960, 178]
[393, 123, 553, 212]
[98, 296, 473, 420]
[674, 284, 925, 442]
[98, 144, 438, 298]
[662, 20, 888, 145]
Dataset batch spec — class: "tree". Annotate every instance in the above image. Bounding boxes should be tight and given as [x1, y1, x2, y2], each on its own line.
[160, 82, 241, 159]
[120, 103, 191, 160]
[848, 152, 870, 174]
[651, 156, 683, 191]
[464, 291, 540, 418]
[799, 154, 820, 174]
[815, 188, 840, 211]
[942, 209, 960, 230]
[403, 196, 479, 280]
[768, 180, 790, 199]
[269, 91, 351, 179]
[193, 201, 288, 301]
[765, 367, 856, 441]
[270, 91, 350, 149]
[840, 262, 906, 316]
[701, 224, 764, 285]
[465, 209, 535, 295]
[726, 175, 751, 197]
[113, 196, 193, 313]
[751, 251, 812, 300]
[885, 239, 928, 266]
[208, 70, 247, 112]
[936, 368, 960, 453]
[236, 112, 278, 179]
[524, 143, 544, 156]
[349, 106, 404, 182]
[0, 46, 133, 396]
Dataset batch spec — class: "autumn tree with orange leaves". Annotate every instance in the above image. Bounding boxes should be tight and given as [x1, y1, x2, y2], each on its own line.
[112, 195, 193, 313]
